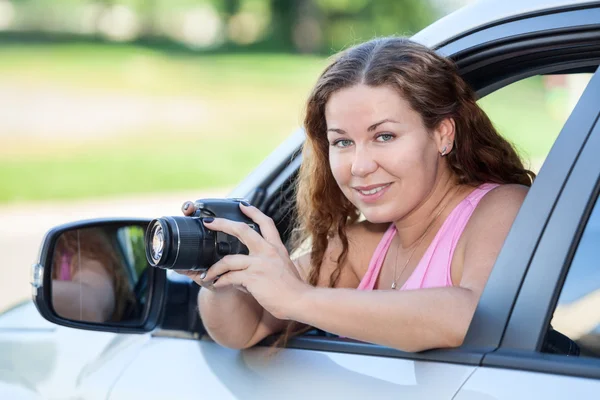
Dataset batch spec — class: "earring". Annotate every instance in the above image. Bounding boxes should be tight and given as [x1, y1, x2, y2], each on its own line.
[440, 146, 447, 156]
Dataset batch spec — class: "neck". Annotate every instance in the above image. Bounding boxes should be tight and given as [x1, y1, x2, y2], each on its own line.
[393, 175, 460, 250]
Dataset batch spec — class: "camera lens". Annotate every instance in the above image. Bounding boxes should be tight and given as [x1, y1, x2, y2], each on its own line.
[144, 216, 217, 270]
[150, 224, 164, 264]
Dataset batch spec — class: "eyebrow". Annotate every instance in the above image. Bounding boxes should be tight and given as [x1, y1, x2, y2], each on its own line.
[326, 118, 399, 135]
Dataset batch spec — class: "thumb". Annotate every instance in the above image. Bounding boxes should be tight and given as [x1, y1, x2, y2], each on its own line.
[181, 201, 197, 216]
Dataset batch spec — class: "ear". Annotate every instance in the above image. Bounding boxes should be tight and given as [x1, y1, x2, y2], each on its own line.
[433, 118, 456, 156]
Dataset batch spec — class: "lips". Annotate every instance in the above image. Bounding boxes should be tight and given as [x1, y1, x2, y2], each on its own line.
[353, 183, 391, 195]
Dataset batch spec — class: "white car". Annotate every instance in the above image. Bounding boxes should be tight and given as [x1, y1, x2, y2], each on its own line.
[3, 0, 600, 398]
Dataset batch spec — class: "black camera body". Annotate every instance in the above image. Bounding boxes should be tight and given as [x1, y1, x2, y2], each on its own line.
[145, 198, 260, 271]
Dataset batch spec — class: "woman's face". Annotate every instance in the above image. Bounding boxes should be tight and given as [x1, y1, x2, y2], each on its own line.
[325, 84, 445, 223]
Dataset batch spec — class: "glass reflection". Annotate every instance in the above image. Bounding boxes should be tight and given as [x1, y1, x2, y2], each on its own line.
[51, 225, 148, 324]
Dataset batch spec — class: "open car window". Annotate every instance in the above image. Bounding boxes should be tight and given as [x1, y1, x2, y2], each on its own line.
[479, 73, 593, 174]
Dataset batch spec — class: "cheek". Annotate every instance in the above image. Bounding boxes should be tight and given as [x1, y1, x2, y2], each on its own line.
[328, 152, 350, 184]
[376, 143, 422, 177]
[384, 136, 435, 176]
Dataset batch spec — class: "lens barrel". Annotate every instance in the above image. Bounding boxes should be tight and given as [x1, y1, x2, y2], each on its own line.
[145, 216, 215, 270]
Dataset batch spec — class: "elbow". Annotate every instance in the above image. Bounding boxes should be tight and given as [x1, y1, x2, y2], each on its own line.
[437, 311, 473, 350]
[203, 327, 253, 350]
[201, 323, 251, 350]
[408, 300, 474, 352]
[214, 338, 253, 350]
[439, 288, 478, 349]
[405, 328, 466, 353]
[202, 322, 262, 351]
[444, 328, 467, 349]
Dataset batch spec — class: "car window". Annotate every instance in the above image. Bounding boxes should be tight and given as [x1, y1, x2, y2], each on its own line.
[298, 72, 596, 341]
[544, 194, 600, 358]
[478, 73, 593, 173]
[481, 72, 596, 357]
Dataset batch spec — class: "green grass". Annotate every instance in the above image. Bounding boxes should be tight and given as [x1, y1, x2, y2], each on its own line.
[0, 43, 580, 203]
[0, 135, 271, 202]
[0, 43, 328, 96]
[0, 43, 327, 203]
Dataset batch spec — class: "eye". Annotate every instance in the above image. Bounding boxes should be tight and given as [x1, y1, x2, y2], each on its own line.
[331, 139, 353, 148]
[376, 133, 395, 142]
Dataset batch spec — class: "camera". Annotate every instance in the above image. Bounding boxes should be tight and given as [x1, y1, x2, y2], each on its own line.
[144, 198, 260, 271]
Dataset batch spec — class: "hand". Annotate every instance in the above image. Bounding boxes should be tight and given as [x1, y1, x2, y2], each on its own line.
[199, 201, 310, 320]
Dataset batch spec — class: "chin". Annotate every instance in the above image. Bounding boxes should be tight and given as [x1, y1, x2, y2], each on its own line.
[360, 209, 395, 224]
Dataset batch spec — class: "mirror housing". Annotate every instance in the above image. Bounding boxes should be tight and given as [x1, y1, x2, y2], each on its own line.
[31, 218, 167, 333]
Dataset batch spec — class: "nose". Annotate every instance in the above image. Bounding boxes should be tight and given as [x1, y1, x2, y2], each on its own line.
[351, 146, 378, 177]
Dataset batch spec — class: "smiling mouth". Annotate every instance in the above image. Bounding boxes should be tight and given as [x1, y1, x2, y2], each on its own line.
[354, 183, 391, 196]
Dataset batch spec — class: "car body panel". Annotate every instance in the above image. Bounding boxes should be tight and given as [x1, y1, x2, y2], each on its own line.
[454, 366, 600, 400]
[108, 338, 476, 400]
[413, 0, 600, 48]
[0, 302, 152, 399]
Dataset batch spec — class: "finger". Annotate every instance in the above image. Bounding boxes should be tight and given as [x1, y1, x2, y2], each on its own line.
[234, 285, 250, 294]
[199, 280, 215, 291]
[213, 270, 248, 290]
[239, 202, 286, 250]
[181, 201, 196, 216]
[203, 254, 254, 282]
[174, 269, 214, 290]
[203, 218, 266, 254]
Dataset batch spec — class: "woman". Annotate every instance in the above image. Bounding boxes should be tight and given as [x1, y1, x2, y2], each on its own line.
[179, 37, 535, 352]
[52, 227, 135, 323]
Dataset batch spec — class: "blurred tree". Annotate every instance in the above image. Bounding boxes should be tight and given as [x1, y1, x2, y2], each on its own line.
[267, 0, 438, 53]
[1, 0, 441, 54]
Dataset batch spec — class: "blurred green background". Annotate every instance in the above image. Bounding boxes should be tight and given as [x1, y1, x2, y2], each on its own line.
[0, 0, 584, 203]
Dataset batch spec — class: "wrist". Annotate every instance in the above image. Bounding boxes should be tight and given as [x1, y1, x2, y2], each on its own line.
[285, 282, 315, 322]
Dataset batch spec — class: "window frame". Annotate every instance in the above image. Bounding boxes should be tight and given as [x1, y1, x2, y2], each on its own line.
[482, 68, 600, 379]
[208, 6, 600, 366]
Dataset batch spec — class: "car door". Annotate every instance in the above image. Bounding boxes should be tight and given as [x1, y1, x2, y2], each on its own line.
[455, 66, 600, 399]
[93, 3, 600, 400]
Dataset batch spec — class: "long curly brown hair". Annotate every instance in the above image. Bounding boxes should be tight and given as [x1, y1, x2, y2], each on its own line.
[281, 37, 535, 343]
[52, 227, 136, 322]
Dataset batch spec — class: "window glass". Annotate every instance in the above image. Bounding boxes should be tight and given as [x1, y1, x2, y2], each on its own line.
[545, 197, 600, 358]
[478, 73, 592, 173]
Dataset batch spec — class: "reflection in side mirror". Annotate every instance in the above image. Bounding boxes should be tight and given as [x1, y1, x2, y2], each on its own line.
[50, 225, 149, 325]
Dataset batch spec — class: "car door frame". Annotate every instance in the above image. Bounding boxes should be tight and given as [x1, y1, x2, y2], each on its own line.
[481, 66, 600, 380]
[177, 3, 600, 367]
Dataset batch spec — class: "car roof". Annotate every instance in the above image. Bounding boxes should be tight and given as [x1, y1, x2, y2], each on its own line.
[413, 0, 600, 48]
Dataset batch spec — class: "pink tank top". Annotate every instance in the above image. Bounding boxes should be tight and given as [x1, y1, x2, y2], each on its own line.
[60, 253, 71, 281]
[357, 183, 500, 291]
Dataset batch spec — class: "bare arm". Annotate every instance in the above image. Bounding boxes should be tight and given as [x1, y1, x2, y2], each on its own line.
[198, 285, 285, 348]
[286, 185, 528, 352]
[52, 259, 115, 322]
[197, 221, 365, 349]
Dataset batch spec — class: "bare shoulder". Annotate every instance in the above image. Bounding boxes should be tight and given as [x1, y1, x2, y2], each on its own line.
[463, 183, 529, 252]
[456, 184, 530, 290]
[473, 184, 529, 221]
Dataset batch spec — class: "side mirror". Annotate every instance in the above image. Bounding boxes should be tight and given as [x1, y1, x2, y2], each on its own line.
[31, 218, 166, 333]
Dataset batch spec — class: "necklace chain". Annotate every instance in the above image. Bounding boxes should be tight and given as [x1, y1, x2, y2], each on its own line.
[391, 187, 459, 290]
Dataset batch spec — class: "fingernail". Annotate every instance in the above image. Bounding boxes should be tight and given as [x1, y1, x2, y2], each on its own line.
[199, 271, 207, 280]
[182, 202, 190, 211]
[203, 217, 214, 223]
[241, 201, 251, 207]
